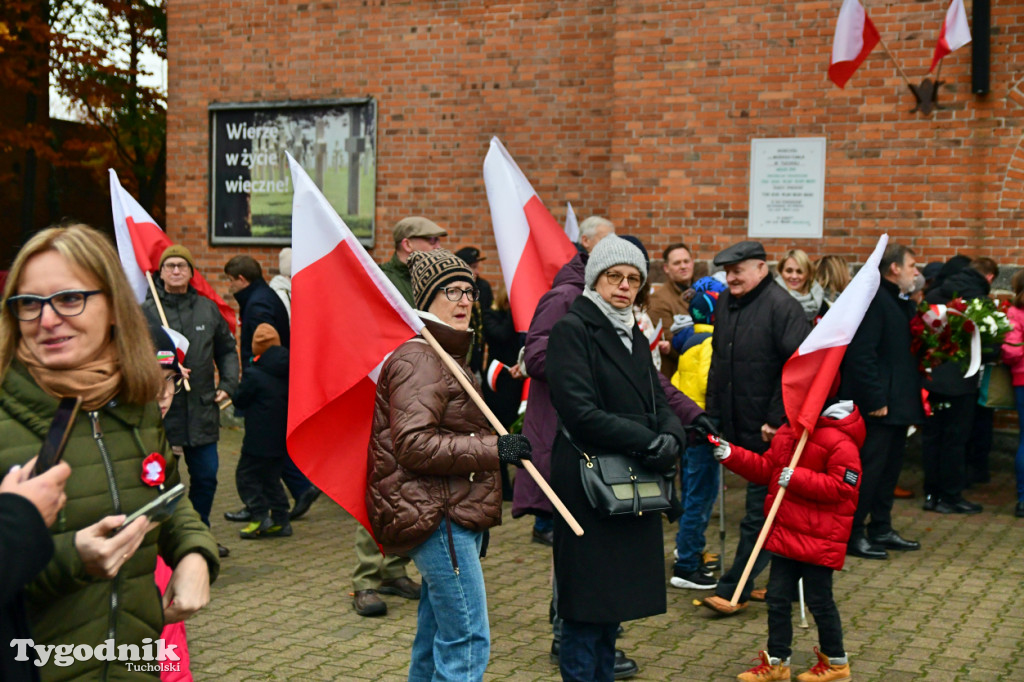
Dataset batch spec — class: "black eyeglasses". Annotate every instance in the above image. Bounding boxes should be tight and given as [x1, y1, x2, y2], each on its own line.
[6, 289, 104, 322]
[439, 286, 479, 302]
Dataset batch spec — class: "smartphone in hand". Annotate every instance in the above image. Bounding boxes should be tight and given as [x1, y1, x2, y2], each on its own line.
[33, 397, 82, 477]
[117, 483, 186, 533]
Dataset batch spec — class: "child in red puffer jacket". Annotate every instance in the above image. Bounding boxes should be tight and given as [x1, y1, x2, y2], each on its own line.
[713, 400, 864, 682]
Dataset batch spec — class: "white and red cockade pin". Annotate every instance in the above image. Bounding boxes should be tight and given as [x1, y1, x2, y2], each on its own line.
[141, 453, 166, 490]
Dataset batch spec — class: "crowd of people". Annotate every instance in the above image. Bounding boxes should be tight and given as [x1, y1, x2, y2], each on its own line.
[0, 215, 1019, 682]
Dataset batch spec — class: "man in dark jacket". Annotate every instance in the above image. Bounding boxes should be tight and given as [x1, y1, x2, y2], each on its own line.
[223, 255, 319, 522]
[840, 243, 926, 559]
[702, 240, 810, 615]
[921, 257, 998, 514]
[144, 246, 239, 543]
[379, 216, 448, 306]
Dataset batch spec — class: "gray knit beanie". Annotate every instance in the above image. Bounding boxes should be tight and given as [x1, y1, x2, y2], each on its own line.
[584, 234, 648, 289]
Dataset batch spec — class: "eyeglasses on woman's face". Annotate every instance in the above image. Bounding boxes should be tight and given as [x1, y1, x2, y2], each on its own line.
[439, 286, 479, 303]
[6, 289, 104, 322]
[602, 271, 643, 289]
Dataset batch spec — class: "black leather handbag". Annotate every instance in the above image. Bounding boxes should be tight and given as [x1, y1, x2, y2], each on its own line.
[560, 425, 672, 518]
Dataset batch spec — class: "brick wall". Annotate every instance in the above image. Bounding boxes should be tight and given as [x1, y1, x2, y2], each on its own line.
[168, 0, 1024, 291]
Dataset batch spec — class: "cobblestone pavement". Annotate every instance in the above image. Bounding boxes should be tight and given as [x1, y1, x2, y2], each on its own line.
[185, 427, 1024, 681]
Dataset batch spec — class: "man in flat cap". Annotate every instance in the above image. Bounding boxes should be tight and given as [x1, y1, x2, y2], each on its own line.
[701, 240, 810, 615]
[380, 216, 447, 306]
[455, 246, 491, 377]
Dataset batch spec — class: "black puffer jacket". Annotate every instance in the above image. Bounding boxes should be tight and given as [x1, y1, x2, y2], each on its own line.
[233, 346, 289, 458]
[706, 275, 809, 452]
[840, 278, 927, 424]
[143, 281, 239, 447]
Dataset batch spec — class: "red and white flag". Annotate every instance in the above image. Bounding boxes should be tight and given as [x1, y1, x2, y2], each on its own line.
[486, 359, 507, 392]
[930, 0, 971, 72]
[647, 318, 663, 352]
[162, 326, 190, 364]
[781, 235, 888, 435]
[564, 201, 580, 243]
[109, 169, 237, 333]
[828, 0, 881, 89]
[483, 137, 578, 332]
[285, 153, 423, 534]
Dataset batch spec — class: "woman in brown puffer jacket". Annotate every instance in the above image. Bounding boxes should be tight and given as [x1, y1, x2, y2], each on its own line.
[366, 249, 532, 682]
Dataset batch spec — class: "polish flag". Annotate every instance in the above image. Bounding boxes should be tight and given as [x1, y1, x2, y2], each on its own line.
[162, 326, 190, 364]
[285, 153, 423, 533]
[781, 235, 888, 435]
[486, 359, 507, 392]
[483, 137, 578, 332]
[828, 0, 881, 89]
[930, 0, 971, 72]
[109, 169, 237, 333]
[648, 319, 663, 352]
[564, 201, 580, 243]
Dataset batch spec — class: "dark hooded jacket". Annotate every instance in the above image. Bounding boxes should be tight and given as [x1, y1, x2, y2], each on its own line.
[233, 345, 289, 459]
[143, 280, 239, 447]
[722, 407, 865, 571]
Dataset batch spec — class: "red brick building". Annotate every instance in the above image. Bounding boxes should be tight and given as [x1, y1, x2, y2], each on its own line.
[167, 1, 1024, 285]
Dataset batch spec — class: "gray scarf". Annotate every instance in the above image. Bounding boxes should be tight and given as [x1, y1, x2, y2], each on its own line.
[583, 288, 636, 350]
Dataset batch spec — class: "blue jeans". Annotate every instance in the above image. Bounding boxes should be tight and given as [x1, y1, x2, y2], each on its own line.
[407, 521, 489, 681]
[1015, 387, 1024, 501]
[674, 443, 719, 572]
[183, 443, 218, 527]
[559, 619, 618, 682]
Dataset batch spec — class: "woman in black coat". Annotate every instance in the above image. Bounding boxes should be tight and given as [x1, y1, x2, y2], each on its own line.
[547, 235, 686, 682]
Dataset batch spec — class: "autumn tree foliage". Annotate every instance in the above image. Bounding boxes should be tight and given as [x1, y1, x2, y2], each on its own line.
[0, 0, 167, 223]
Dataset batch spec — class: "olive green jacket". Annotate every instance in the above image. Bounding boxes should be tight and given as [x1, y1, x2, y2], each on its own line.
[380, 253, 415, 307]
[0, 362, 219, 681]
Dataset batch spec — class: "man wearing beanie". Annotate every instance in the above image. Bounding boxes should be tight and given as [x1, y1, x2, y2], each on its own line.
[380, 216, 447, 306]
[701, 240, 810, 615]
[143, 245, 239, 558]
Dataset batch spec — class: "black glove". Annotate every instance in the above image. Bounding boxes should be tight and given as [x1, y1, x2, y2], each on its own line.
[692, 414, 720, 439]
[641, 434, 679, 474]
[498, 434, 532, 468]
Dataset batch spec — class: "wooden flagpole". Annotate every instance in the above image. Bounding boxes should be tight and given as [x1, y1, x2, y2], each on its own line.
[420, 326, 584, 537]
[729, 429, 810, 605]
[146, 271, 191, 393]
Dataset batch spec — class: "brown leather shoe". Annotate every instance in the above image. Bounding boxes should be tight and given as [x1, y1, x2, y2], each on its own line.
[893, 485, 915, 499]
[378, 576, 421, 600]
[353, 589, 387, 617]
[749, 588, 767, 602]
[701, 594, 748, 616]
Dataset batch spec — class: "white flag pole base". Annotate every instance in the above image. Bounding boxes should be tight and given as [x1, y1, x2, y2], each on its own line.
[420, 327, 583, 537]
[146, 271, 191, 393]
[730, 429, 809, 606]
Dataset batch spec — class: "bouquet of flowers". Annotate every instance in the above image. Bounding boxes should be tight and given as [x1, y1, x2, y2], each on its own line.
[909, 296, 1013, 374]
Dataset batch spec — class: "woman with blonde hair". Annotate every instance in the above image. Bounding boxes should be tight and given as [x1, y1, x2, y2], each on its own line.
[775, 248, 824, 323]
[0, 223, 218, 679]
[815, 255, 852, 311]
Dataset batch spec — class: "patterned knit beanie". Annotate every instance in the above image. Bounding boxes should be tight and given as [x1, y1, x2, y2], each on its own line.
[409, 249, 476, 311]
[584, 234, 648, 289]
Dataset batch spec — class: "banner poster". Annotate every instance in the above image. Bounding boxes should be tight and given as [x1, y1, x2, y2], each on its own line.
[209, 99, 377, 246]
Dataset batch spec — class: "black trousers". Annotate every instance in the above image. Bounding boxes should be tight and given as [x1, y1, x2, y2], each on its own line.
[851, 422, 907, 539]
[236, 451, 290, 523]
[766, 556, 844, 661]
[922, 392, 976, 500]
[559, 620, 618, 682]
[715, 482, 771, 603]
